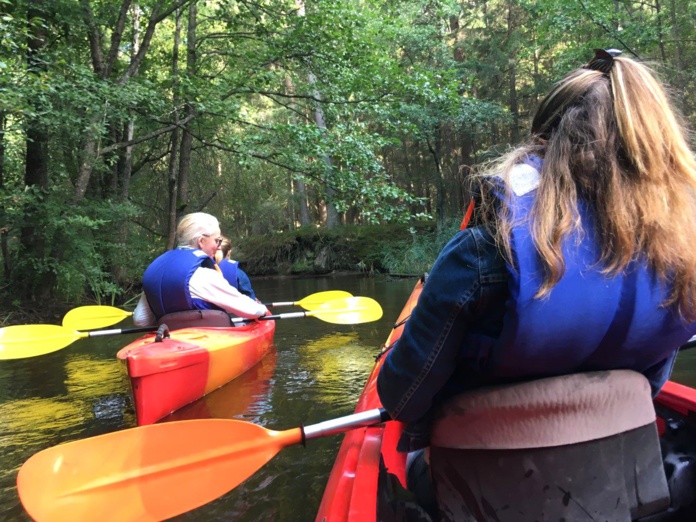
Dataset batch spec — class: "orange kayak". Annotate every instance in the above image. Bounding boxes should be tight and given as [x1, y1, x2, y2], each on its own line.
[116, 320, 275, 426]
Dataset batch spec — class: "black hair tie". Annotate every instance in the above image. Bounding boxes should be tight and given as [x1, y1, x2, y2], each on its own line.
[584, 48, 622, 74]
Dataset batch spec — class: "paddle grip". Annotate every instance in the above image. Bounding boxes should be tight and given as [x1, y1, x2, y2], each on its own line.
[231, 312, 306, 324]
[87, 326, 158, 337]
[303, 408, 391, 441]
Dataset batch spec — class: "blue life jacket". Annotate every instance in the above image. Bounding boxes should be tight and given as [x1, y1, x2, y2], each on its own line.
[218, 258, 257, 300]
[143, 248, 223, 319]
[218, 259, 240, 290]
[489, 156, 696, 387]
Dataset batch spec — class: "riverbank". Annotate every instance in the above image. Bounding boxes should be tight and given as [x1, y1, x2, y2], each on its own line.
[234, 220, 454, 276]
[1, 220, 457, 327]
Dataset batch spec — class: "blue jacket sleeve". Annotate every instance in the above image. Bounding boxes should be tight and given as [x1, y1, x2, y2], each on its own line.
[236, 268, 256, 300]
[377, 226, 508, 422]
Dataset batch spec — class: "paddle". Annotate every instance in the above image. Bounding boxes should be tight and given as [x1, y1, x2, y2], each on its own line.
[61, 290, 354, 331]
[263, 289, 352, 310]
[235, 296, 383, 326]
[62, 305, 133, 331]
[17, 408, 391, 521]
[0, 296, 382, 360]
[0, 324, 158, 360]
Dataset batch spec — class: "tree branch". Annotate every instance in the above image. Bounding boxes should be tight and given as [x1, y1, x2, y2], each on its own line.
[103, 0, 133, 78]
[120, 0, 195, 84]
[79, 0, 104, 76]
[98, 112, 197, 155]
[577, 0, 641, 58]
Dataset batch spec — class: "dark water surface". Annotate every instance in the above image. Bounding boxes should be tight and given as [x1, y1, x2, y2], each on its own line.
[0, 275, 415, 521]
[2, 274, 696, 521]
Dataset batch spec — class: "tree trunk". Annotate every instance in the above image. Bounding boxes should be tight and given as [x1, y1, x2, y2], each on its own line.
[111, 3, 141, 283]
[295, 177, 311, 226]
[0, 112, 9, 278]
[284, 76, 311, 227]
[22, 2, 49, 262]
[427, 132, 446, 225]
[298, 1, 338, 228]
[177, 2, 198, 223]
[166, 9, 182, 250]
[74, 0, 194, 202]
[507, 1, 520, 143]
[309, 72, 338, 228]
[669, 0, 687, 101]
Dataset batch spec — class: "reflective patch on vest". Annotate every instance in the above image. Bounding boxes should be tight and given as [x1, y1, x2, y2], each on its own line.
[509, 163, 540, 196]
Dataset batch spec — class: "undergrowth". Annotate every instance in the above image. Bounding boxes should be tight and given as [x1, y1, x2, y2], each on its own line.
[236, 220, 460, 276]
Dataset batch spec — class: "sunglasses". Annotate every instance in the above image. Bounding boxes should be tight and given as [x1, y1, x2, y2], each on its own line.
[202, 234, 223, 246]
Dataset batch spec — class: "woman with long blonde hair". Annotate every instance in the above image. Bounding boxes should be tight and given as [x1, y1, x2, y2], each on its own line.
[485, 50, 696, 318]
[376, 50, 696, 518]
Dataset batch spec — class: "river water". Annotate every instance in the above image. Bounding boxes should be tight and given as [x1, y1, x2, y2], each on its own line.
[2, 274, 696, 521]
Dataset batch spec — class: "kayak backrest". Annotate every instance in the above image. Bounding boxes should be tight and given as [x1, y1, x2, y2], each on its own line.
[431, 369, 655, 449]
[429, 370, 669, 521]
[157, 310, 232, 329]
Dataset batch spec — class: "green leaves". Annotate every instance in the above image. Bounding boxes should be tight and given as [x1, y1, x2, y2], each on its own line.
[2, 0, 696, 303]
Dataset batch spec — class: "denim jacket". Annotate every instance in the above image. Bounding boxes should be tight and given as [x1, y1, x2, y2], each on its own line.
[376, 222, 685, 452]
[377, 225, 510, 451]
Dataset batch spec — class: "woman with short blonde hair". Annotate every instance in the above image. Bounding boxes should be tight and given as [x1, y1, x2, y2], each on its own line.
[176, 212, 221, 249]
[134, 213, 267, 326]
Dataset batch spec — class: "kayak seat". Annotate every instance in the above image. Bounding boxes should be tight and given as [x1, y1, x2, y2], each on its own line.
[645, 406, 696, 521]
[429, 370, 670, 522]
[157, 310, 232, 329]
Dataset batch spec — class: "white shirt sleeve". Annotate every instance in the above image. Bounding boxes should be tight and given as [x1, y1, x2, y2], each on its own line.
[133, 293, 157, 326]
[189, 267, 269, 318]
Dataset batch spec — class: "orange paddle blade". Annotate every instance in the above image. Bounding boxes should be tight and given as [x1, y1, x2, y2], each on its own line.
[17, 419, 303, 521]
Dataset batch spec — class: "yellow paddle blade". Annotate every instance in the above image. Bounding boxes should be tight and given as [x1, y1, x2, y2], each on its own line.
[17, 419, 303, 522]
[0, 325, 86, 360]
[310, 296, 383, 324]
[296, 290, 352, 310]
[62, 305, 133, 331]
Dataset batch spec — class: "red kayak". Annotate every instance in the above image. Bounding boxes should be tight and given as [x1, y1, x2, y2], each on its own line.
[317, 277, 696, 521]
[117, 320, 275, 426]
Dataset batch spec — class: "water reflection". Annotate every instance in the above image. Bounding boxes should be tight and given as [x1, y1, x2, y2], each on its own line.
[164, 347, 278, 424]
[0, 354, 128, 520]
[295, 332, 378, 410]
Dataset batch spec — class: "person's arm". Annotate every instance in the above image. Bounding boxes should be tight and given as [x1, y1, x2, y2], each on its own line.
[642, 350, 679, 397]
[236, 268, 256, 300]
[133, 293, 157, 327]
[189, 268, 268, 318]
[377, 226, 507, 422]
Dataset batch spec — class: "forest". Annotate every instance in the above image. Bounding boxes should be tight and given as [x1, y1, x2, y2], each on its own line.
[1, 0, 695, 308]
